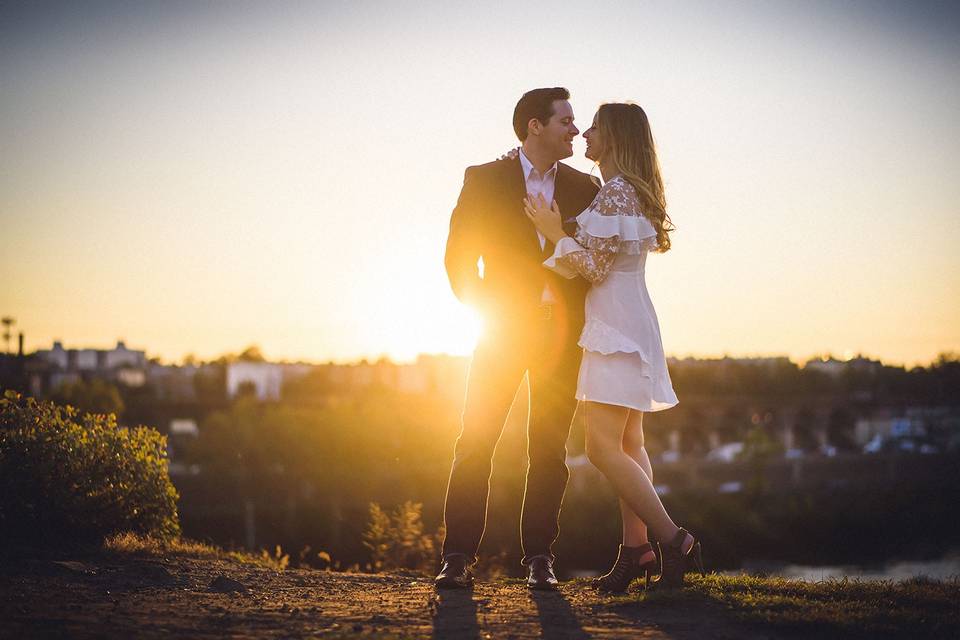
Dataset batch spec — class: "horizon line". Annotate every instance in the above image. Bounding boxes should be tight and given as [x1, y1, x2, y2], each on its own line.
[10, 340, 957, 371]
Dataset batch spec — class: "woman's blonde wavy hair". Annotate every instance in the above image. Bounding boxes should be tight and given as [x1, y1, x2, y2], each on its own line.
[593, 103, 675, 252]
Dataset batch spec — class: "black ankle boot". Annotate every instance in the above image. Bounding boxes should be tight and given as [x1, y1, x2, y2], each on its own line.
[656, 528, 703, 589]
[591, 543, 659, 593]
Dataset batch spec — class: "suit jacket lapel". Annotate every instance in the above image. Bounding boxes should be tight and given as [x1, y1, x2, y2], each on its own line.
[503, 156, 542, 254]
[507, 155, 527, 206]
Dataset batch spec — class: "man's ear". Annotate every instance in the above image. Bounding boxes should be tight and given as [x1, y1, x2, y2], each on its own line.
[527, 117, 542, 137]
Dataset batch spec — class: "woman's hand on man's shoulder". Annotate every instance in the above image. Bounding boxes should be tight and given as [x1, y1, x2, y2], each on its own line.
[497, 147, 519, 161]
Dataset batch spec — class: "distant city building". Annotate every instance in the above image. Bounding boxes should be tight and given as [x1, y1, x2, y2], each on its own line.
[847, 356, 883, 374]
[30, 340, 149, 394]
[104, 341, 147, 370]
[146, 362, 199, 401]
[35, 340, 146, 371]
[805, 355, 883, 378]
[279, 363, 313, 380]
[226, 361, 283, 401]
[668, 355, 794, 373]
[804, 357, 847, 378]
[39, 341, 69, 369]
[74, 349, 98, 371]
[116, 367, 146, 387]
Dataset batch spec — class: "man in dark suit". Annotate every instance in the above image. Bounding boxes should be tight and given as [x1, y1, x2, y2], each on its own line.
[437, 88, 600, 590]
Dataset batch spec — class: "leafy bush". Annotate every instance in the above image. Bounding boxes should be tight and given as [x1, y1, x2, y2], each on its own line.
[0, 390, 180, 546]
[362, 501, 440, 572]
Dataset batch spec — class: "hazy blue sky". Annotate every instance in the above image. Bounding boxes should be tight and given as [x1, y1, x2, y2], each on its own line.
[2, 1, 958, 365]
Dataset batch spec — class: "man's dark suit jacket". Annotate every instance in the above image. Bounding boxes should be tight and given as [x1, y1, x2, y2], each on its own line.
[444, 156, 600, 337]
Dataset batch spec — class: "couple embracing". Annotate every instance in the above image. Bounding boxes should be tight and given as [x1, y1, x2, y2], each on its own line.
[437, 87, 702, 593]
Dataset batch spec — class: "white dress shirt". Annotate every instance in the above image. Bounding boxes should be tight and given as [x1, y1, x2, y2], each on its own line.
[519, 149, 557, 251]
[519, 149, 558, 304]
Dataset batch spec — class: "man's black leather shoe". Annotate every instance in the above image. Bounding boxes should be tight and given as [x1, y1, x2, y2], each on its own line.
[526, 555, 559, 590]
[435, 554, 474, 589]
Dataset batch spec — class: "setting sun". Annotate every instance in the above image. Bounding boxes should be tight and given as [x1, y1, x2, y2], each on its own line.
[383, 303, 483, 364]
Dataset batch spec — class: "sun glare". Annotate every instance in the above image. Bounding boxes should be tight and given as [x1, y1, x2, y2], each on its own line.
[443, 305, 484, 356]
[382, 303, 483, 364]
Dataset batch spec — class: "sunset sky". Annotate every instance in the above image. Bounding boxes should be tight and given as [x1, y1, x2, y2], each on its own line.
[2, 1, 958, 367]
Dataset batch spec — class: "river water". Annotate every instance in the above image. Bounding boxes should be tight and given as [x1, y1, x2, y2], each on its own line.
[731, 552, 960, 581]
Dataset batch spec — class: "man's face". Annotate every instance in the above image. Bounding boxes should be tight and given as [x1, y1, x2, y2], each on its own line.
[537, 100, 579, 161]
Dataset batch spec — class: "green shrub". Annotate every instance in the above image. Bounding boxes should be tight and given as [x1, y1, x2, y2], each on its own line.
[0, 390, 180, 546]
[362, 501, 439, 572]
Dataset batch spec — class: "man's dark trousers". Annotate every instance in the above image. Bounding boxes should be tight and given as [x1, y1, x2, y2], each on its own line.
[441, 305, 582, 564]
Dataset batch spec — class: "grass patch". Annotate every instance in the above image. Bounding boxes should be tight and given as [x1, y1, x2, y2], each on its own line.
[104, 532, 220, 557]
[102, 532, 288, 570]
[641, 573, 960, 638]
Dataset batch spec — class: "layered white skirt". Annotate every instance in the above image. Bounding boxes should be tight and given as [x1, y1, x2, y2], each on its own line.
[547, 245, 679, 413]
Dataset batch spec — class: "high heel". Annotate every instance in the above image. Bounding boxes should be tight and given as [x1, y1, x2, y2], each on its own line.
[656, 527, 702, 589]
[591, 543, 659, 593]
[691, 541, 704, 574]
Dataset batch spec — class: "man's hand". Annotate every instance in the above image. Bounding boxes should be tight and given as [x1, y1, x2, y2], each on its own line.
[523, 194, 566, 244]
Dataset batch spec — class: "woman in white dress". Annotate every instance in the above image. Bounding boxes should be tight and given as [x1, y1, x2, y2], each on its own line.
[523, 103, 701, 591]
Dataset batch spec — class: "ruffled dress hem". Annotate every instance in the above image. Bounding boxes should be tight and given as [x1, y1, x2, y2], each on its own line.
[542, 175, 679, 413]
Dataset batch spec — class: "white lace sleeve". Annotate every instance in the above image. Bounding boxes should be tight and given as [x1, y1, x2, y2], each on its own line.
[546, 236, 619, 283]
[544, 177, 658, 283]
[575, 176, 659, 254]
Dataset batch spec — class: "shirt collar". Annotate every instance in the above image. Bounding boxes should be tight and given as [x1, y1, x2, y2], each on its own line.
[519, 148, 558, 181]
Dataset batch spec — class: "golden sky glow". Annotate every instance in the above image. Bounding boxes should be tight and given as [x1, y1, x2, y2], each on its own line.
[1, 1, 958, 366]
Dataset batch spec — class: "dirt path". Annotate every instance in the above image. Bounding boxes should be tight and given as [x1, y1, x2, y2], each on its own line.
[1, 552, 777, 639]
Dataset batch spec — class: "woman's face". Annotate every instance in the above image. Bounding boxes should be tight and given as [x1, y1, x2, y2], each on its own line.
[583, 114, 605, 163]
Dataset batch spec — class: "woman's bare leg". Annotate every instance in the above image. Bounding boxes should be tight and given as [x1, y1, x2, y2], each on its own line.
[584, 401, 681, 544]
[619, 410, 653, 547]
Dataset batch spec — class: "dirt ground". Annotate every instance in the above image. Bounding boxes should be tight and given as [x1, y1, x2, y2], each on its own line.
[1, 550, 779, 639]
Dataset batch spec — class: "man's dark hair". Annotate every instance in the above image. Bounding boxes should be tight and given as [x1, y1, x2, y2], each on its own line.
[512, 87, 570, 141]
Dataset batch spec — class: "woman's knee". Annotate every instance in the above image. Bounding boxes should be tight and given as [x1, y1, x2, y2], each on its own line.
[584, 414, 625, 468]
[622, 412, 645, 450]
[622, 428, 644, 452]
[585, 432, 614, 469]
